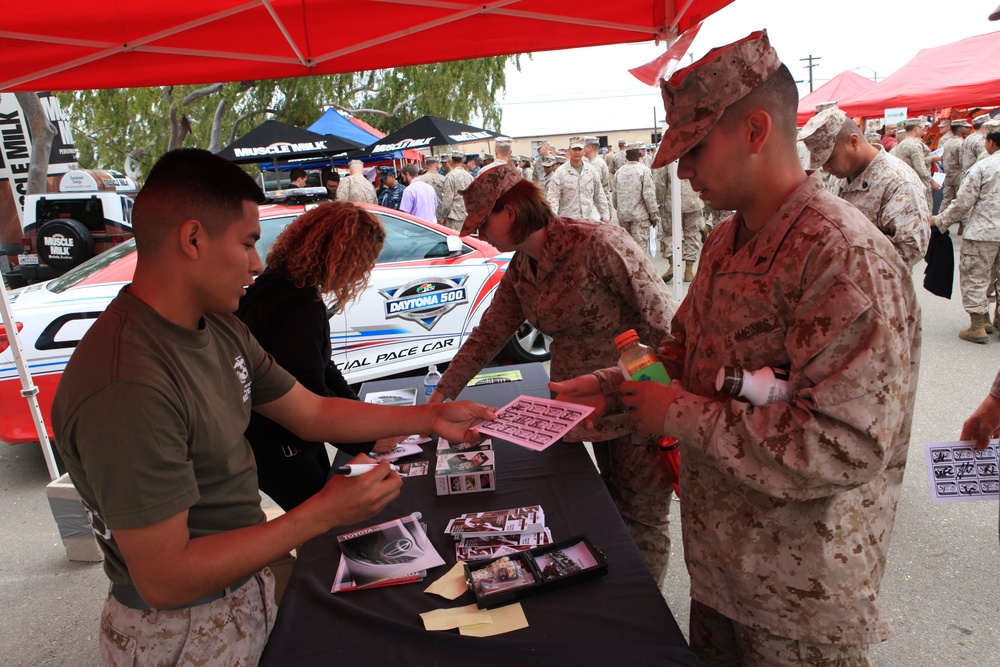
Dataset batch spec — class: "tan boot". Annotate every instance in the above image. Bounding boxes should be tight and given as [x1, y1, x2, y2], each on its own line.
[986, 317, 996, 335]
[959, 313, 989, 344]
[684, 261, 695, 282]
[661, 265, 673, 282]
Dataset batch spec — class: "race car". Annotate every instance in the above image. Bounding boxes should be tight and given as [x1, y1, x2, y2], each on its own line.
[0, 200, 551, 445]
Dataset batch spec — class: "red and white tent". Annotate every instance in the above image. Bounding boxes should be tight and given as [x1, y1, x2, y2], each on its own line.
[837, 29, 1000, 119]
[2, 1, 734, 92]
[796, 70, 875, 125]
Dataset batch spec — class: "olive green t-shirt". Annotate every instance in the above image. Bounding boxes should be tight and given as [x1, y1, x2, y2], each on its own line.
[52, 287, 296, 586]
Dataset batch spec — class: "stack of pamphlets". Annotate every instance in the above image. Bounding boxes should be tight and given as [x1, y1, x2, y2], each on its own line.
[444, 506, 551, 561]
[434, 438, 496, 496]
[332, 512, 445, 593]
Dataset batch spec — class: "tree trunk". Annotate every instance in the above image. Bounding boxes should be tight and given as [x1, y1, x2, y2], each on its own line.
[14, 92, 57, 196]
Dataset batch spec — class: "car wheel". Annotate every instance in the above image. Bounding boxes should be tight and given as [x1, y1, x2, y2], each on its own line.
[502, 321, 551, 362]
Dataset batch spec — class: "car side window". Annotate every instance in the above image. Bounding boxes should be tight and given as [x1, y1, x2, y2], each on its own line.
[257, 215, 297, 265]
[375, 213, 469, 264]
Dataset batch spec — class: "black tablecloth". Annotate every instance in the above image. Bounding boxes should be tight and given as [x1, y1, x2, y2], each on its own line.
[261, 363, 698, 666]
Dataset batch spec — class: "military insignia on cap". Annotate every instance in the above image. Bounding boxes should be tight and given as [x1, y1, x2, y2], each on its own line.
[798, 107, 847, 169]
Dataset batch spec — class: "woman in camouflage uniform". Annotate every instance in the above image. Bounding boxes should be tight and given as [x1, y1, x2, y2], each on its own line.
[428, 163, 680, 584]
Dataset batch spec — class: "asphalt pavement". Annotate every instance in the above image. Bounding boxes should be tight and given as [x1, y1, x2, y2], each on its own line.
[2, 238, 999, 666]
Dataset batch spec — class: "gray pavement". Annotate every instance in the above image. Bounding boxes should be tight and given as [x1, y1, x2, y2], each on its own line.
[2, 238, 999, 665]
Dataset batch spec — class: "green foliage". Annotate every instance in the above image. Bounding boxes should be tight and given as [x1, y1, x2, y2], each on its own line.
[58, 55, 520, 178]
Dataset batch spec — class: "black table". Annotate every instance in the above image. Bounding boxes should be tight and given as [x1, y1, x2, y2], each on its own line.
[261, 363, 698, 666]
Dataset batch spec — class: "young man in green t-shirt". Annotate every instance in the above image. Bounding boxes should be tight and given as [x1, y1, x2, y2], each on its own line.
[52, 148, 495, 666]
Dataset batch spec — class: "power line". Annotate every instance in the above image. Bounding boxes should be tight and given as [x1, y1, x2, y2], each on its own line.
[800, 54, 821, 93]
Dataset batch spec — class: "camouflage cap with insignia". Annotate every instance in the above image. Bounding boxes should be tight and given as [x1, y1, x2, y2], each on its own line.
[652, 30, 781, 168]
[568, 136, 586, 149]
[950, 119, 971, 128]
[973, 113, 991, 125]
[798, 107, 847, 169]
[584, 136, 600, 146]
[814, 101, 839, 113]
[458, 162, 523, 237]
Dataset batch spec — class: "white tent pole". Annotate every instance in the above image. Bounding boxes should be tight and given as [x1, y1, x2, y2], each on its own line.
[668, 160, 683, 299]
[0, 278, 59, 480]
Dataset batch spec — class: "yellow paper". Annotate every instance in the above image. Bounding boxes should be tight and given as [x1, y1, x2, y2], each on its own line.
[459, 603, 528, 637]
[424, 562, 469, 600]
[420, 603, 492, 631]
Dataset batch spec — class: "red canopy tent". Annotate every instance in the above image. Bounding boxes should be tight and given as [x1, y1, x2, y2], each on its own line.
[1, 0, 734, 92]
[796, 70, 875, 125]
[837, 29, 1000, 119]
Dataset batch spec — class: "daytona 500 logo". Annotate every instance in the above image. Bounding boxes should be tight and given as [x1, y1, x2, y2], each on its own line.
[379, 276, 469, 330]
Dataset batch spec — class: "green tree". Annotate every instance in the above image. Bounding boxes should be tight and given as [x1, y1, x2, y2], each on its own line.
[59, 55, 520, 179]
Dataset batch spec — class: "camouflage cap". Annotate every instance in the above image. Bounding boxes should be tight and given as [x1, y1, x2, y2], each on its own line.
[798, 107, 847, 169]
[627, 141, 646, 150]
[814, 101, 839, 113]
[541, 156, 558, 167]
[568, 136, 586, 149]
[983, 118, 1000, 134]
[973, 113, 991, 125]
[903, 117, 924, 128]
[618, 139, 627, 146]
[938, 119, 951, 128]
[425, 154, 440, 165]
[458, 162, 524, 236]
[451, 149, 467, 160]
[895, 128, 908, 138]
[483, 153, 495, 160]
[495, 136, 513, 146]
[584, 136, 601, 146]
[865, 132, 881, 143]
[554, 155, 568, 164]
[950, 119, 971, 128]
[652, 30, 781, 168]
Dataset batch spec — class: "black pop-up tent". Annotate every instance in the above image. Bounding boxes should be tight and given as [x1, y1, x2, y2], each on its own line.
[216, 120, 366, 164]
[364, 116, 501, 156]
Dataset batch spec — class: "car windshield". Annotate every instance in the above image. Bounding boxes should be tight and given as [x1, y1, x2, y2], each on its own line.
[46, 239, 138, 294]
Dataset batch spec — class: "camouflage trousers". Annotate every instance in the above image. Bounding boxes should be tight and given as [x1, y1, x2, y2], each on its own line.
[958, 239, 1000, 314]
[689, 599, 869, 667]
[940, 176, 961, 214]
[100, 569, 276, 667]
[443, 217, 464, 232]
[659, 210, 704, 262]
[601, 433, 674, 586]
[618, 217, 653, 254]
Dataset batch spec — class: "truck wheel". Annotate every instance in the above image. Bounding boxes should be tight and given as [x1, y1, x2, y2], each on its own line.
[37, 218, 95, 271]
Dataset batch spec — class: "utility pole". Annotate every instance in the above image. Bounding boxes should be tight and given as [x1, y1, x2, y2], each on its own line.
[800, 54, 821, 93]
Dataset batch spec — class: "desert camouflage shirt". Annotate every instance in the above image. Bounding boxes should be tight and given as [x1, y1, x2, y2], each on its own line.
[335, 174, 377, 204]
[961, 132, 986, 178]
[941, 135, 965, 185]
[610, 150, 628, 176]
[532, 156, 547, 183]
[837, 148, 930, 267]
[892, 136, 933, 185]
[419, 171, 448, 221]
[436, 216, 677, 442]
[442, 167, 474, 221]
[935, 151, 1000, 241]
[546, 162, 611, 222]
[622, 172, 920, 644]
[613, 161, 659, 224]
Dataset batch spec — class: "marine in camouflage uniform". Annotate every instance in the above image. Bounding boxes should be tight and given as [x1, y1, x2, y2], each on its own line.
[961, 115, 989, 181]
[418, 158, 448, 224]
[613, 148, 659, 252]
[575, 32, 920, 663]
[610, 141, 628, 177]
[939, 122, 969, 213]
[585, 137, 614, 214]
[893, 130, 935, 210]
[336, 171, 377, 205]
[934, 144, 1000, 342]
[441, 154, 474, 231]
[532, 142, 551, 183]
[437, 165, 680, 583]
[653, 165, 705, 275]
[546, 147, 611, 222]
[799, 107, 930, 268]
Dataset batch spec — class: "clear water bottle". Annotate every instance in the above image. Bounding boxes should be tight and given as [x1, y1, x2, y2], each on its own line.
[423, 364, 442, 397]
[614, 329, 670, 384]
[715, 366, 791, 405]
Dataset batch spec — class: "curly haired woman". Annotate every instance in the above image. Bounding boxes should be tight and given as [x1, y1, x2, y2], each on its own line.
[238, 201, 387, 510]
